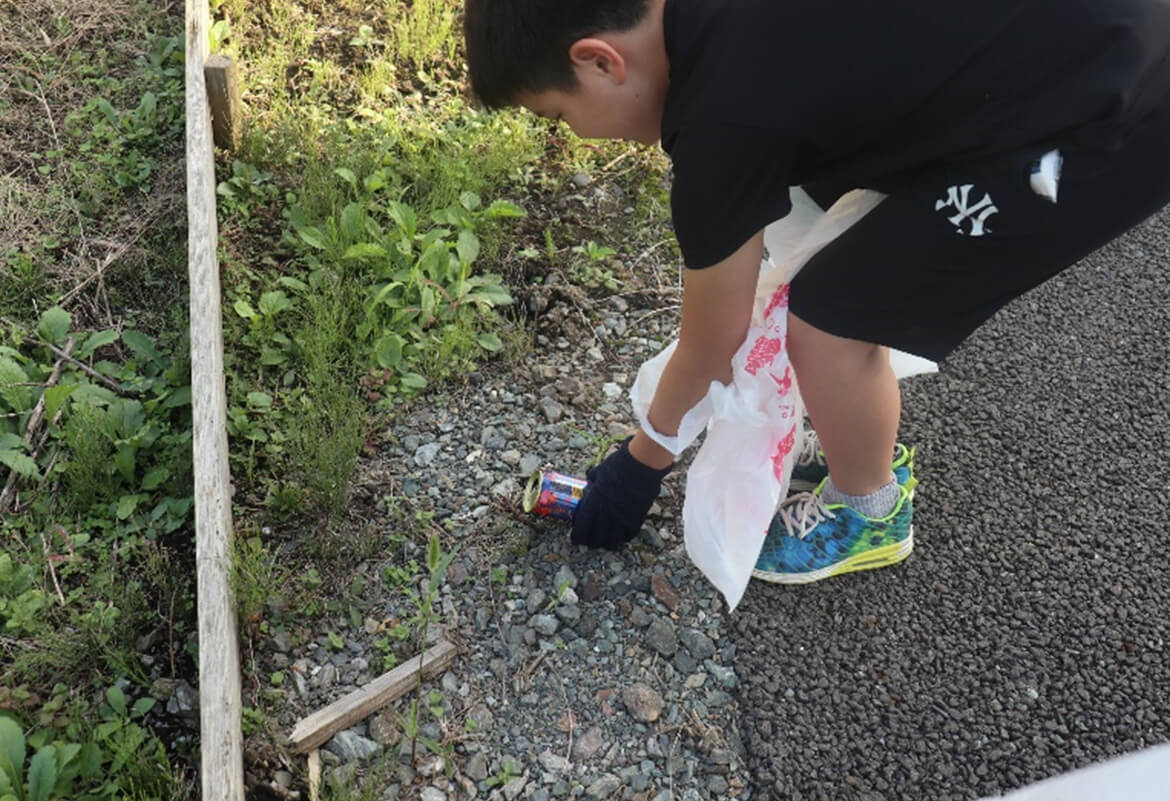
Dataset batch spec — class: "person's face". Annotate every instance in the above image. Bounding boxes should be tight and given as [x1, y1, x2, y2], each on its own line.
[516, 37, 666, 145]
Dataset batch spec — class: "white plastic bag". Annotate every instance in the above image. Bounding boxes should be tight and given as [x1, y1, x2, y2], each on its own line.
[630, 188, 937, 610]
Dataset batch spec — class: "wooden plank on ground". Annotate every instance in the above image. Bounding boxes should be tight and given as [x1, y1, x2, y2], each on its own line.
[204, 54, 243, 151]
[186, 0, 244, 799]
[290, 640, 458, 754]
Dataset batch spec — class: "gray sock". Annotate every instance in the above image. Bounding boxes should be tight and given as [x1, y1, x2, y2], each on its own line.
[822, 474, 899, 518]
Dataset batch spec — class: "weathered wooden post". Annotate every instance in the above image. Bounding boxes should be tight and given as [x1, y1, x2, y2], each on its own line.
[185, 0, 244, 798]
[204, 53, 243, 151]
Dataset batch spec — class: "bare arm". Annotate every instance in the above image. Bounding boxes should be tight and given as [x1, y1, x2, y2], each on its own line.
[628, 231, 764, 469]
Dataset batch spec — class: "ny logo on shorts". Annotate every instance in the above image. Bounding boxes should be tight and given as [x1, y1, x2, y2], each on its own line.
[935, 184, 998, 236]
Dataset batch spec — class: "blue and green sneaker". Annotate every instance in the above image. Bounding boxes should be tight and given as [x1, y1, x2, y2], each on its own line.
[752, 479, 915, 584]
[790, 430, 917, 494]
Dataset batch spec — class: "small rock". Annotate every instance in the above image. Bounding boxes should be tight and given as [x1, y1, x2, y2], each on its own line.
[502, 775, 527, 800]
[571, 172, 591, 188]
[538, 750, 570, 773]
[622, 683, 665, 723]
[586, 774, 622, 799]
[646, 618, 679, 657]
[601, 382, 623, 399]
[540, 398, 564, 423]
[680, 629, 716, 660]
[519, 454, 542, 475]
[650, 575, 680, 611]
[368, 711, 400, 745]
[167, 681, 199, 719]
[554, 565, 578, 590]
[326, 730, 380, 763]
[530, 614, 559, 636]
[572, 725, 605, 761]
[414, 442, 441, 467]
[466, 752, 489, 781]
[420, 788, 446, 801]
[500, 449, 521, 465]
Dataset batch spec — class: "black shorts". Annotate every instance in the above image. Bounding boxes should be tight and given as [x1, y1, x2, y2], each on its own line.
[790, 90, 1170, 362]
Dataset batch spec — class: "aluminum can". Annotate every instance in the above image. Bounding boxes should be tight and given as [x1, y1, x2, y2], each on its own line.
[523, 469, 587, 521]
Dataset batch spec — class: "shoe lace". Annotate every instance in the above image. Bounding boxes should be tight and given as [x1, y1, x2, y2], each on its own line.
[796, 429, 826, 469]
[774, 490, 836, 540]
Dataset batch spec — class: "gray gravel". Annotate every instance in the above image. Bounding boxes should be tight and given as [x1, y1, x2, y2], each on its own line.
[735, 208, 1170, 801]
[257, 278, 754, 800]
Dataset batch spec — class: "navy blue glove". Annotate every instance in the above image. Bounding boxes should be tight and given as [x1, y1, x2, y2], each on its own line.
[571, 437, 672, 550]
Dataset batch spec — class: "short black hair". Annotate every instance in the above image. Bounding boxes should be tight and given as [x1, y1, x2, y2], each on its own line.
[464, 0, 651, 109]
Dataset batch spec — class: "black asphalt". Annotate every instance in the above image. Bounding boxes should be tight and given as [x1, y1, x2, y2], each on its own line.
[733, 206, 1170, 801]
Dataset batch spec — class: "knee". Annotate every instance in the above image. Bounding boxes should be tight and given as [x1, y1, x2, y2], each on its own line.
[787, 312, 885, 376]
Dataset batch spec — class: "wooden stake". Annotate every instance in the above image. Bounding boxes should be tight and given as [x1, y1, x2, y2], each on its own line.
[307, 750, 320, 801]
[289, 640, 457, 754]
[204, 54, 243, 151]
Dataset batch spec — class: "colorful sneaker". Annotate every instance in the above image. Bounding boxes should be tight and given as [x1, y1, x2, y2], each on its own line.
[752, 479, 914, 584]
[790, 430, 917, 494]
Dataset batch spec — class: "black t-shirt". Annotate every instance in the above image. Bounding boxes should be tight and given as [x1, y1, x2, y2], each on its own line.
[662, 0, 1170, 268]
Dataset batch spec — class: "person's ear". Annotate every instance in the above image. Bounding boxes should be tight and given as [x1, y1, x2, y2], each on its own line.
[568, 37, 628, 84]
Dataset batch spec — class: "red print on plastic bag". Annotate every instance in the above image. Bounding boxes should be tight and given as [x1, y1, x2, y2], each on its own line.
[771, 425, 797, 482]
[770, 365, 793, 395]
[763, 283, 790, 321]
[745, 336, 784, 376]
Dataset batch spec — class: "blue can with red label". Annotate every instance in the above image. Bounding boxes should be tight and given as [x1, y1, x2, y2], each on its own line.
[523, 470, 588, 521]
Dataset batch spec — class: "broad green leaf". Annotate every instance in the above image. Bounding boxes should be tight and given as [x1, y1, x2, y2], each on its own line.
[476, 333, 503, 352]
[76, 329, 118, 359]
[233, 299, 257, 319]
[373, 334, 404, 370]
[56, 742, 81, 768]
[386, 201, 417, 237]
[121, 330, 162, 365]
[115, 494, 139, 521]
[246, 391, 272, 410]
[77, 743, 101, 777]
[131, 697, 156, 718]
[258, 291, 292, 316]
[27, 745, 57, 801]
[334, 167, 358, 190]
[118, 399, 146, 434]
[137, 91, 157, 120]
[468, 285, 513, 307]
[0, 450, 39, 480]
[0, 358, 30, 412]
[141, 467, 169, 491]
[340, 202, 363, 241]
[459, 191, 481, 211]
[370, 281, 404, 309]
[0, 434, 20, 450]
[42, 384, 76, 422]
[115, 443, 136, 483]
[486, 199, 526, 219]
[296, 225, 329, 250]
[344, 243, 387, 261]
[162, 385, 192, 409]
[37, 306, 71, 344]
[456, 229, 480, 265]
[278, 276, 309, 293]
[420, 286, 436, 318]
[106, 682, 130, 710]
[364, 171, 386, 193]
[400, 373, 427, 390]
[0, 716, 25, 782]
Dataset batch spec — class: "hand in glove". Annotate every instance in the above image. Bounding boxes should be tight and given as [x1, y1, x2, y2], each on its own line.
[571, 437, 672, 550]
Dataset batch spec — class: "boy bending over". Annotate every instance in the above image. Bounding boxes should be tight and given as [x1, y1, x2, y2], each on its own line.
[464, 0, 1170, 583]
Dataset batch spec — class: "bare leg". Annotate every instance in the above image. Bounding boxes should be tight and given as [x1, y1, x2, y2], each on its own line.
[787, 312, 900, 495]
